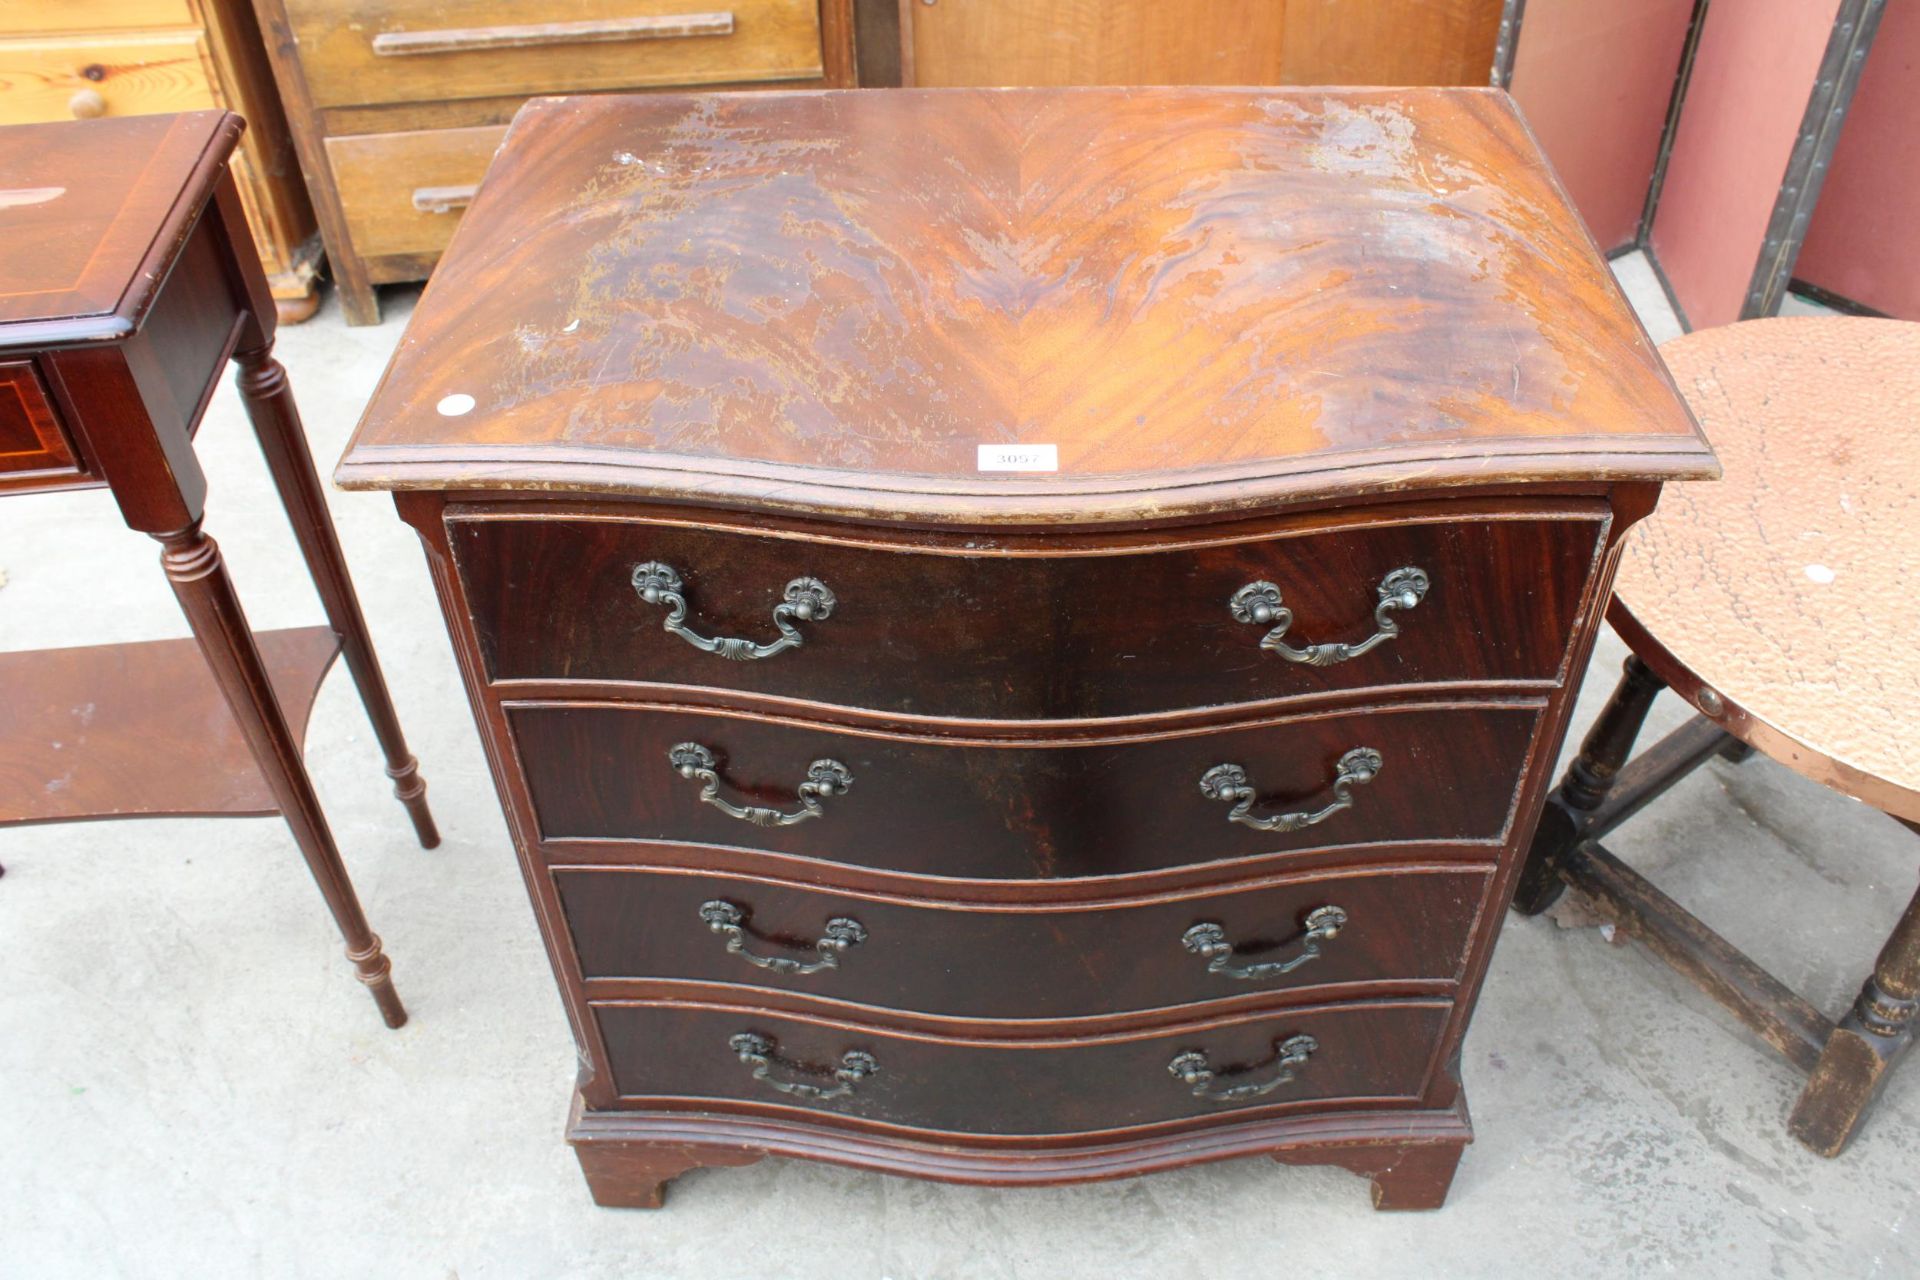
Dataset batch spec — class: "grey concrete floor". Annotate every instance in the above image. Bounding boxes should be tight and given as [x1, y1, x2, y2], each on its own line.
[2, 272, 1914, 1279]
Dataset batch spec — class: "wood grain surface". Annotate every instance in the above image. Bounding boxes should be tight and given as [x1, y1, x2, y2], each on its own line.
[0, 626, 339, 824]
[283, 0, 824, 108]
[337, 88, 1714, 521]
[900, 0, 1504, 89]
[508, 697, 1540, 878]
[451, 501, 1603, 720]
[556, 861, 1491, 1019]
[592, 995, 1453, 1136]
[0, 33, 214, 126]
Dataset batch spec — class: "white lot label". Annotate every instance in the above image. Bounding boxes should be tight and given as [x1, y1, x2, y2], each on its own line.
[977, 444, 1058, 472]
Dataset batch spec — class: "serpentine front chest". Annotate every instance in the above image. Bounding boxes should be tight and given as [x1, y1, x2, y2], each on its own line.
[338, 86, 1715, 1209]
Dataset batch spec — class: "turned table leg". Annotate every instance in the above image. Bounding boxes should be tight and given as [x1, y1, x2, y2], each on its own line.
[1512, 654, 1667, 915]
[234, 343, 439, 849]
[157, 521, 406, 1028]
[1789, 866, 1920, 1155]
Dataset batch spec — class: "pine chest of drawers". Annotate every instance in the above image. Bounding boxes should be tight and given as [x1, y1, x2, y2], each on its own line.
[338, 87, 1716, 1209]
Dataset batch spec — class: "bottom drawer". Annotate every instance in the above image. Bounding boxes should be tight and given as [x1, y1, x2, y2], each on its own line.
[594, 998, 1450, 1137]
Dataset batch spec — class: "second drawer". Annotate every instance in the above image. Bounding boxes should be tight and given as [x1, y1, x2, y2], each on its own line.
[556, 863, 1492, 1019]
[511, 698, 1541, 878]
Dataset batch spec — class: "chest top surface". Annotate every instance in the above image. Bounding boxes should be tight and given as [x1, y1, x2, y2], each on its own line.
[338, 87, 1714, 523]
[0, 112, 242, 346]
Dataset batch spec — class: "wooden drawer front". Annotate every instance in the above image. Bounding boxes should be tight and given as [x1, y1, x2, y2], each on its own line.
[594, 998, 1450, 1136]
[286, 0, 825, 108]
[511, 700, 1539, 879]
[327, 126, 507, 261]
[453, 509, 1602, 720]
[0, 34, 213, 126]
[557, 864, 1490, 1019]
[0, 362, 81, 481]
[1, 1, 195, 36]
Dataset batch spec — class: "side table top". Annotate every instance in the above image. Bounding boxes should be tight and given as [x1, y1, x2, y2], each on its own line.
[0, 111, 242, 346]
[1611, 317, 1920, 822]
[338, 87, 1715, 523]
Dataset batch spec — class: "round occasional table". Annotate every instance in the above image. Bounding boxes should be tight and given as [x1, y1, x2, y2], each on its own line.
[1513, 316, 1920, 1157]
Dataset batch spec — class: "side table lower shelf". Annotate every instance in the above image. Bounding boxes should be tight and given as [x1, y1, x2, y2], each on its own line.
[0, 626, 341, 826]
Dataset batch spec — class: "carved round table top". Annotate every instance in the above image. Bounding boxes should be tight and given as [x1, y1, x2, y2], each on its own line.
[1610, 316, 1920, 822]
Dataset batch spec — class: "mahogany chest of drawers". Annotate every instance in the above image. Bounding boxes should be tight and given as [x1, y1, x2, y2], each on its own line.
[338, 87, 1716, 1209]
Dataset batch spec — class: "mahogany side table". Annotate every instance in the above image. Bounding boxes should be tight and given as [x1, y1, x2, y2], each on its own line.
[0, 111, 436, 1028]
[1512, 316, 1920, 1155]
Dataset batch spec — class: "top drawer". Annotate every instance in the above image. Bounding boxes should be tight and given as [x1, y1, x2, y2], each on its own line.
[284, 0, 825, 108]
[449, 504, 1604, 721]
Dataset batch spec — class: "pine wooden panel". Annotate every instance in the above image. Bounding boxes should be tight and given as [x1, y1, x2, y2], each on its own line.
[903, 0, 1502, 88]
[0, 33, 214, 125]
[283, 0, 824, 108]
[2, 0, 195, 36]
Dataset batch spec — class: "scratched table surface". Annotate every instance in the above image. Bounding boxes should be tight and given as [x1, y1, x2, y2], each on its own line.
[337, 87, 1710, 522]
[1611, 316, 1920, 822]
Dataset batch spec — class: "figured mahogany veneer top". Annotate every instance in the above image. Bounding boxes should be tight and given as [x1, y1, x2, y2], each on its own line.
[338, 87, 1715, 523]
[0, 112, 244, 345]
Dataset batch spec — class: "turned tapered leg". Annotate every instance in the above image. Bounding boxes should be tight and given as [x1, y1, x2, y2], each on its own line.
[1789, 865, 1920, 1155]
[234, 343, 439, 849]
[1512, 655, 1668, 915]
[157, 522, 405, 1028]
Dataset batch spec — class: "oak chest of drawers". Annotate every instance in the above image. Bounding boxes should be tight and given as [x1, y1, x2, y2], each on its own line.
[247, 0, 854, 325]
[338, 86, 1716, 1209]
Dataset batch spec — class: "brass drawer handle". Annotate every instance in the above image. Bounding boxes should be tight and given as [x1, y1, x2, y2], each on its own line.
[729, 1032, 876, 1101]
[1182, 906, 1347, 981]
[699, 899, 867, 975]
[372, 12, 735, 56]
[1169, 1034, 1318, 1104]
[669, 743, 852, 827]
[412, 185, 478, 214]
[1200, 748, 1381, 834]
[1231, 567, 1428, 667]
[633, 561, 834, 661]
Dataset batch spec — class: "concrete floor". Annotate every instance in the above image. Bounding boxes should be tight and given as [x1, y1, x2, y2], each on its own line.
[2, 267, 1914, 1279]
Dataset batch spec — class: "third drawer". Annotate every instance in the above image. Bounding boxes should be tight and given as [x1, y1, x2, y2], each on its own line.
[557, 862, 1492, 1019]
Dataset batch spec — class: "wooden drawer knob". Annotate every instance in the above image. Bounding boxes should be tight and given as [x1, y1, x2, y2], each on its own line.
[68, 88, 107, 120]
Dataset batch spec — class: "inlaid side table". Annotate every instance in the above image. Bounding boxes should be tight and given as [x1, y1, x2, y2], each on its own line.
[0, 111, 436, 1028]
[1512, 316, 1920, 1155]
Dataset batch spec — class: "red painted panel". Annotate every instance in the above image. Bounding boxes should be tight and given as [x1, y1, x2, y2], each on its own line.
[1510, 0, 1696, 252]
[1795, 0, 1920, 318]
[1650, 0, 1840, 329]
